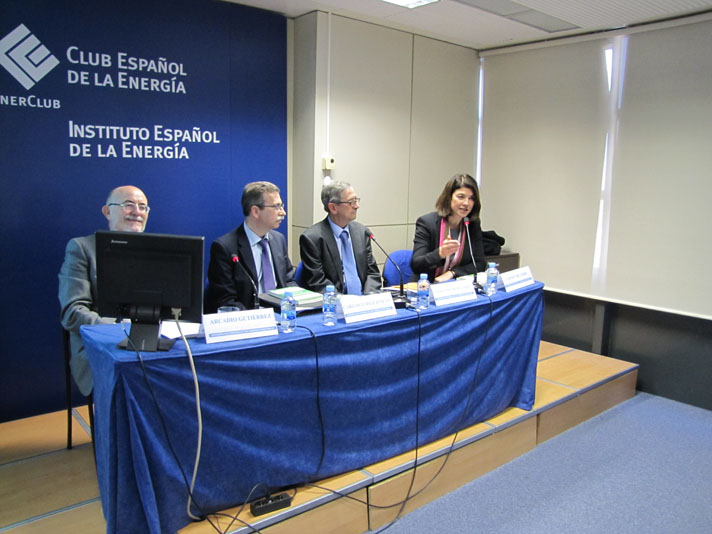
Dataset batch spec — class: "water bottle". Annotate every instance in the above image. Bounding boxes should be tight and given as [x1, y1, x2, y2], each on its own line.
[322, 285, 337, 326]
[417, 273, 430, 310]
[280, 291, 297, 333]
[485, 262, 499, 297]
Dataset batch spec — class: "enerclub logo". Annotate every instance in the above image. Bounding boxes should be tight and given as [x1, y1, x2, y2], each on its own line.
[0, 24, 59, 89]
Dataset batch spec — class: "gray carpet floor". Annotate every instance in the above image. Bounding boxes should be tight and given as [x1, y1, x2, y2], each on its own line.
[376, 392, 712, 533]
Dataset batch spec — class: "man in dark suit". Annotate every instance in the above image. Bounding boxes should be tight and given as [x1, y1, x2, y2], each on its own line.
[299, 181, 381, 295]
[205, 181, 296, 312]
[58, 185, 150, 395]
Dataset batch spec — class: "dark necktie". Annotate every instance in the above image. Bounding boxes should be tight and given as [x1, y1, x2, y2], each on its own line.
[259, 238, 276, 292]
[339, 230, 362, 295]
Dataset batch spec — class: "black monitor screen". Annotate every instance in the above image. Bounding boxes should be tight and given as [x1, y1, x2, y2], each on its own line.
[96, 230, 204, 350]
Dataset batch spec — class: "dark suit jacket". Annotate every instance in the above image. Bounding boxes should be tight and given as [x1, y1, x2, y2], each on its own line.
[58, 234, 115, 395]
[205, 224, 296, 312]
[299, 217, 381, 295]
[411, 211, 486, 282]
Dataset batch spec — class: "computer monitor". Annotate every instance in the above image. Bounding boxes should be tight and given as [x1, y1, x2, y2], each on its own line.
[96, 230, 204, 351]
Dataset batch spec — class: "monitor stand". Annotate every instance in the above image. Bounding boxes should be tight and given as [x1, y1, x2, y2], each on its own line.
[117, 321, 176, 352]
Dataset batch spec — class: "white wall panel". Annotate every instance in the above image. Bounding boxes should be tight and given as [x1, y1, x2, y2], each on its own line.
[327, 16, 413, 227]
[409, 36, 479, 230]
[293, 12, 330, 228]
[291, 15, 478, 262]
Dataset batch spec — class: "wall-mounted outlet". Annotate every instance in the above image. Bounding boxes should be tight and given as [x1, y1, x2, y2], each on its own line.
[321, 155, 335, 170]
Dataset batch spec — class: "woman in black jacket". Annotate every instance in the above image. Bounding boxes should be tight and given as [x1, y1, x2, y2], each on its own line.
[411, 173, 486, 283]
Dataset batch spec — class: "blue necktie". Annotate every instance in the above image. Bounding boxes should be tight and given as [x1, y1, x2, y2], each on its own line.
[259, 238, 276, 292]
[339, 230, 362, 295]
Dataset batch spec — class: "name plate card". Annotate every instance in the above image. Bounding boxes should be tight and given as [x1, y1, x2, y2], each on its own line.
[501, 266, 535, 292]
[202, 308, 278, 344]
[430, 279, 477, 306]
[337, 293, 396, 324]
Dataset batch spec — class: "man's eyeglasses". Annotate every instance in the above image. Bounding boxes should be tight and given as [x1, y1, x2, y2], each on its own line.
[107, 201, 151, 213]
[260, 203, 285, 211]
[334, 197, 360, 206]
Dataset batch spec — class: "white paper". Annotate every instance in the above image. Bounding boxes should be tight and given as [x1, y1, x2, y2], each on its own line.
[160, 321, 203, 339]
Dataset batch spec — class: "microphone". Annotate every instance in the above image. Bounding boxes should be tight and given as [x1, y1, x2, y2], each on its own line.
[463, 218, 483, 293]
[368, 231, 408, 309]
[231, 254, 259, 309]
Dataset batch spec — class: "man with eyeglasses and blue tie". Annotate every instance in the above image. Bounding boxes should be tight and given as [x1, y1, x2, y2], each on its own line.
[205, 181, 297, 312]
[59, 185, 150, 396]
[299, 180, 381, 295]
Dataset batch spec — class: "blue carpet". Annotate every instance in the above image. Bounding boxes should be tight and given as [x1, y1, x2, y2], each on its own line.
[377, 393, 712, 533]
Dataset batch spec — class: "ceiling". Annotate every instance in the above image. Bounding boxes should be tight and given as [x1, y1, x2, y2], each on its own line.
[224, 0, 712, 50]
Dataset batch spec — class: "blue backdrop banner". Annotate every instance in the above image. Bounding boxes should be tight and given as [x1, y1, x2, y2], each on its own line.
[0, 0, 287, 421]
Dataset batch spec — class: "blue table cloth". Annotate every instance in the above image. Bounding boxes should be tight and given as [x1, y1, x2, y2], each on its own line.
[83, 282, 543, 534]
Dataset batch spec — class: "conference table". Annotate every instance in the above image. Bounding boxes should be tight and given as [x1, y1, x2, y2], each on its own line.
[82, 282, 543, 534]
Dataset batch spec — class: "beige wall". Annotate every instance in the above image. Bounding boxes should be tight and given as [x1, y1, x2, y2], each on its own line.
[290, 12, 478, 267]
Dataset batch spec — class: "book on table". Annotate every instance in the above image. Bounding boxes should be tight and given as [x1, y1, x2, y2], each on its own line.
[267, 287, 323, 305]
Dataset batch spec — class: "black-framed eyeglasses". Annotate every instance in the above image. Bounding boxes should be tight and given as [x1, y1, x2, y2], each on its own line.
[334, 197, 360, 206]
[107, 201, 150, 213]
[259, 203, 285, 211]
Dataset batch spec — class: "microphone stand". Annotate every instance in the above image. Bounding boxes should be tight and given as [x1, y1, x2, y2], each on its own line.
[368, 232, 408, 309]
[231, 254, 260, 309]
[463, 217, 484, 293]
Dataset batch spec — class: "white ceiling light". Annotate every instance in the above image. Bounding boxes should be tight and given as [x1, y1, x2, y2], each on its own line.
[380, 0, 439, 8]
[452, 0, 578, 32]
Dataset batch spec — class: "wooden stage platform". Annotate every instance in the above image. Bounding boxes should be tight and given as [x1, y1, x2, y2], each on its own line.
[0, 342, 638, 534]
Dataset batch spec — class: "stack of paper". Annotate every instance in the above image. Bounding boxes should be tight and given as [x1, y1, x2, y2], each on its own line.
[268, 286, 323, 305]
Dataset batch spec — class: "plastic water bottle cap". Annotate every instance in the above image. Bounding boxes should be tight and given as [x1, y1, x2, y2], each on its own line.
[326, 285, 335, 292]
[284, 291, 293, 297]
[420, 273, 428, 280]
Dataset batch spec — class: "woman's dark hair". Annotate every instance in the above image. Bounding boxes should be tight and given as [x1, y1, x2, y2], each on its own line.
[434, 173, 481, 221]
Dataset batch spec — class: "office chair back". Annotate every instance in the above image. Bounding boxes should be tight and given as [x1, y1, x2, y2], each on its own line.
[382, 249, 413, 287]
[63, 328, 73, 449]
[63, 327, 96, 455]
[294, 261, 304, 286]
